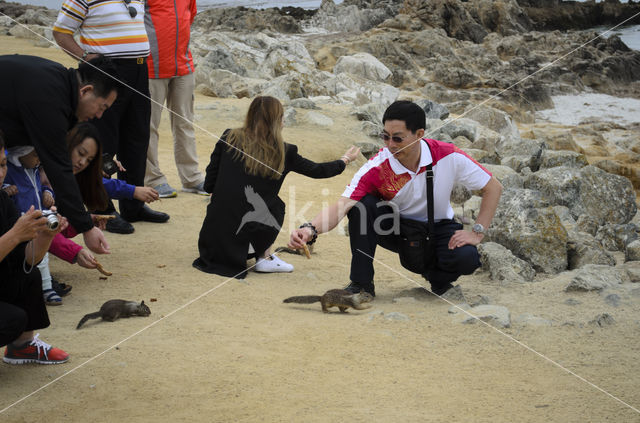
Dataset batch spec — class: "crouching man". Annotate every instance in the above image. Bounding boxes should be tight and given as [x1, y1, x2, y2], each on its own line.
[289, 101, 502, 297]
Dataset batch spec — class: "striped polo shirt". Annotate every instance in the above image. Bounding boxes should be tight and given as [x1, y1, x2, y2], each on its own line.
[53, 0, 150, 58]
[342, 139, 492, 222]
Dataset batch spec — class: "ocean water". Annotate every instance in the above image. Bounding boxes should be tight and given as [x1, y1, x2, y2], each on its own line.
[536, 93, 640, 126]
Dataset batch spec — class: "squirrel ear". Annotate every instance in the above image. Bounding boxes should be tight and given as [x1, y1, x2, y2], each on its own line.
[141, 300, 145, 305]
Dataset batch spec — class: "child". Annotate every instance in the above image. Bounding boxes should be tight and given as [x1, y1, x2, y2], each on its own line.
[4, 146, 63, 305]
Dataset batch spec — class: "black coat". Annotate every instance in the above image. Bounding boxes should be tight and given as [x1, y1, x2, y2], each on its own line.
[0, 55, 93, 233]
[193, 135, 346, 278]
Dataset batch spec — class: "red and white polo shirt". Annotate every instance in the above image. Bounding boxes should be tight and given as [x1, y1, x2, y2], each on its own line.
[342, 139, 492, 222]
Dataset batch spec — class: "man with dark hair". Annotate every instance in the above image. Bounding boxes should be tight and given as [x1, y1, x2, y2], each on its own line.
[0, 54, 118, 255]
[289, 100, 503, 297]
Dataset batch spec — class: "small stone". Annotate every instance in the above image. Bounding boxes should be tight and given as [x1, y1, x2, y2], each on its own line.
[392, 296, 417, 304]
[604, 293, 621, 307]
[448, 303, 471, 314]
[590, 313, 615, 327]
[385, 312, 410, 321]
[441, 285, 466, 303]
[461, 305, 511, 328]
[565, 298, 581, 306]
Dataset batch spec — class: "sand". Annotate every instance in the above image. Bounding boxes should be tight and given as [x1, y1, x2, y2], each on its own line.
[1, 36, 639, 422]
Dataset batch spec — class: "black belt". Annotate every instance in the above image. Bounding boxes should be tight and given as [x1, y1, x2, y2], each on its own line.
[110, 57, 146, 65]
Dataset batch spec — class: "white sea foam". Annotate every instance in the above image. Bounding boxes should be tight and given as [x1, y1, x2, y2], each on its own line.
[536, 93, 640, 126]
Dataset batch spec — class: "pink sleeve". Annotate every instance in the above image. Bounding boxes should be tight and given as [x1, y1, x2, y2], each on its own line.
[49, 232, 83, 264]
[62, 224, 79, 239]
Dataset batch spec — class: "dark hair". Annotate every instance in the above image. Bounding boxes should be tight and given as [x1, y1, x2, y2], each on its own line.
[77, 56, 121, 98]
[0, 128, 4, 151]
[67, 123, 108, 211]
[382, 100, 426, 133]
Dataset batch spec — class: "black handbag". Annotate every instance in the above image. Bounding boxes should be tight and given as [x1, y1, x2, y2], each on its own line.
[398, 164, 436, 274]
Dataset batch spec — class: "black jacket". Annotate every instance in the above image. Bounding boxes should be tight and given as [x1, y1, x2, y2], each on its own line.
[0, 55, 93, 233]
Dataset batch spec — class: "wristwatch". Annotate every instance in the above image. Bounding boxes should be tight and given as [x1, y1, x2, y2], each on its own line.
[472, 223, 485, 235]
[81, 51, 90, 60]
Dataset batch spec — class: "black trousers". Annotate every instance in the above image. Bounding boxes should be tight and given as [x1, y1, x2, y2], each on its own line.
[0, 268, 50, 347]
[92, 58, 151, 218]
[347, 194, 480, 291]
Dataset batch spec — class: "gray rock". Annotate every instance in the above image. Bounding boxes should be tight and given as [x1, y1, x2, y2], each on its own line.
[553, 206, 577, 234]
[623, 261, 640, 282]
[290, 98, 318, 110]
[461, 305, 511, 328]
[441, 285, 466, 303]
[498, 138, 546, 172]
[565, 264, 630, 292]
[576, 215, 600, 236]
[464, 148, 500, 165]
[392, 297, 417, 304]
[539, 150, 589, 169]
[355, 141, 382, 159]
[590, 313, 615, 327]
[468, 295, 491, 307]
[416, 99, 450, 120]
[513, 313, 553, 327]
[567, 231, 616, 270]
[604, 293, 621, 307]
[304, 111, 334, 127]
[565, 298, 581, 306]
[463, 104, 520, 139]
[448, 303, 471, 314]
[333, 52, 392, 82]
[626, 240, 640, 262]
[524, 166, 637, 225]
[283, 107, 297, 127]
[489, 188, 568, 274]
[352, 103, 385, 125]
[385, 312, 410, 322]
[360, 121, 382, 138]
[478, 242, 536, 282]
[432, 117, 479, 142]
[596, 223, 639, 252]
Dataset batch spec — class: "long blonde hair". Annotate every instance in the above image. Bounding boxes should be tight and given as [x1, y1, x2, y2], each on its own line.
[226, 96, 286, 179]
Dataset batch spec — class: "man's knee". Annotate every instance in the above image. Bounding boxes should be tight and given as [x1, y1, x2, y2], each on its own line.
[438, 245, 480, 275]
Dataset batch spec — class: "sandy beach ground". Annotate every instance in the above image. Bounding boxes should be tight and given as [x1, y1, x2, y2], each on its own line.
[1, 36, 639, 422]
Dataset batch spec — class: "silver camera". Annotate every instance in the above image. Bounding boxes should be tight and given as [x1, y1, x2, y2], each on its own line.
[41, 210, 59, 231]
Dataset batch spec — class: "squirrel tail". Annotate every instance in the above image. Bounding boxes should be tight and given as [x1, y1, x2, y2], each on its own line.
[76, 311, 102, 329]
[283, 295, 322, 304]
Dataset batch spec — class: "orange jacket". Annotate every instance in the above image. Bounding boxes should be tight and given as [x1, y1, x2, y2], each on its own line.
[145, 0, 197, 79]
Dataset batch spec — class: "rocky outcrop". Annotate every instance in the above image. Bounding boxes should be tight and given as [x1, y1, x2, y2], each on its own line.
[518, 0, 640, 31]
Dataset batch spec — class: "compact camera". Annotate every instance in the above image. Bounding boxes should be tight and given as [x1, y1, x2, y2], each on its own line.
[102, 153, 118, 176]
[41, 210, 59, 231]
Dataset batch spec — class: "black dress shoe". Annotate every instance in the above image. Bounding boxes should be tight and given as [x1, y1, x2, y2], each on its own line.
[105, 211, 135, 234]
[344, 281, 376, 297]
[123, 205, 170, 223]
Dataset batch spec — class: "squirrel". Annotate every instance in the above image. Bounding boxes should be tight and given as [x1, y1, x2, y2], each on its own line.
[283, 289, 373, 313]
[76, 300, 151, 329]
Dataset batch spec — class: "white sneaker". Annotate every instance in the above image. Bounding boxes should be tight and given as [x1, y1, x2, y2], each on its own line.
[255, 254, 294, 273]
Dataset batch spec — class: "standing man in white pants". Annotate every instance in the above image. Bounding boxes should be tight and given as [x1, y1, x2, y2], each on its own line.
[144, 0, 206, 198]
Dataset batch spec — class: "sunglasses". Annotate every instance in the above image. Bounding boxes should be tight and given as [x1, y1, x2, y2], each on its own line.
[123, 0, 137, 18]
[379, 133, 411, 143]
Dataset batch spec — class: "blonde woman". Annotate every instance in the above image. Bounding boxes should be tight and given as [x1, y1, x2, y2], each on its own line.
[193, 96, 359, 278]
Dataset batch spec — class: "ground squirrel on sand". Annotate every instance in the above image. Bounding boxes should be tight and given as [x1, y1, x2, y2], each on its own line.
[283, 289, 373, 313]
[76, 300, 151, 329]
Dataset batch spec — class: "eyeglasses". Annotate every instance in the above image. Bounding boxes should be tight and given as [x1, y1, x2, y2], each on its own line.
[123, 0, 137, 18]
[379, 133, 411, 143]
